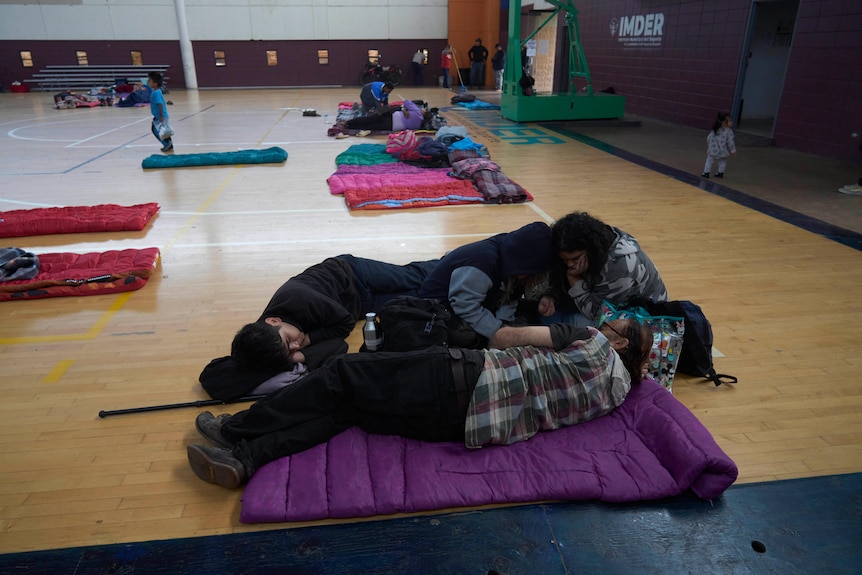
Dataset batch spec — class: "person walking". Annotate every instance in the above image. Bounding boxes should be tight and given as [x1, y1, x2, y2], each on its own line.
[147, 71, 172, 152]
[702, 112, 737, 178]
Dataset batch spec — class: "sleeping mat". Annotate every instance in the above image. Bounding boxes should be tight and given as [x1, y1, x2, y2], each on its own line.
[142, 147, 287, 169]
[0, 203, 159, 238]
[240, 378, 738, 523]
[0, 247, 160, 301]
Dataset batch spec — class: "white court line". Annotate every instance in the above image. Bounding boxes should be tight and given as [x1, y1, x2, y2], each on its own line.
[67, 118, 149, 147]
[0, 198, 58, 208]
[173, 233, 491, 249]
[5, 117, 144, 142]
[159, 208, 344, 216]
[527, 202, 554, 224]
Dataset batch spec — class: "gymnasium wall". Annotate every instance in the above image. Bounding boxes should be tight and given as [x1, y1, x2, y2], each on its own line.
[573, 0, 861, 163]
[0, 0, 449, 89]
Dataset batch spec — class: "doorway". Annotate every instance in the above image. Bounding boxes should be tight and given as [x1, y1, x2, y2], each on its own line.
[732, 0, 799, 139]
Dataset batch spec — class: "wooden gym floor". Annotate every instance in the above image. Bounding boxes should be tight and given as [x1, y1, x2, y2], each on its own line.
[1, 87, 861, 554]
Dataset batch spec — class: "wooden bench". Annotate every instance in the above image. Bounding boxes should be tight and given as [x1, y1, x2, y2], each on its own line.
[24, 65, 170, 92]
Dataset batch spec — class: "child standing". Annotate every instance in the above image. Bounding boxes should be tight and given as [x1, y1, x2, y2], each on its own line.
[148, 71, 172, 153]
[702, 112, 735, 178]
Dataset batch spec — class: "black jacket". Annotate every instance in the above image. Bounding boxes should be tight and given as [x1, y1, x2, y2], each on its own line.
[200, 257, 362, 399]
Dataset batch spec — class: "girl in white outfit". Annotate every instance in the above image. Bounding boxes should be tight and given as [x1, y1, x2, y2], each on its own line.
[702, 112, 736, 178]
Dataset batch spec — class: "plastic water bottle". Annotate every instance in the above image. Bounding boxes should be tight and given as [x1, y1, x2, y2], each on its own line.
[362, 312, 383, 351]
[324, 113, 329, 124]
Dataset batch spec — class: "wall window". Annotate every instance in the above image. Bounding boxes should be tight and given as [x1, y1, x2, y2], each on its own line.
[214, 50, 226, 67]
[266, 50, 278, 66]
[130, 50, 143, 66]
[317, 50, 329, 65]
[20, 51, 33, 68]
[76, 51, 88, 65]
[367, 49, 379, 64]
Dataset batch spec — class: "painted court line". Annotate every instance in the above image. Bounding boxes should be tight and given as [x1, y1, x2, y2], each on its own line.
[42, 360, 75, 383]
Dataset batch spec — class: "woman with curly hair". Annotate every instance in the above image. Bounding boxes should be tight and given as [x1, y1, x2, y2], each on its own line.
[536, 211, 668, 326]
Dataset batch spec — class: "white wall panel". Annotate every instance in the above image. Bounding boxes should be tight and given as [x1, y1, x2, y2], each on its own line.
[327, 7, 390, 40]
[0, 6, 47, 40]
[0, 0, 449, 41]
[42, 6, 114, 40]
[387, 6, 446, 39]
[249, 6, 317, 40]
[186, 6, 253, 40]
[109, 5, 179, 40]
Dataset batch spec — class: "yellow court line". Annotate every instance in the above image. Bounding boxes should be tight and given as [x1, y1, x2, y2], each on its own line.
[4, 94, 304, 346]
[43, 359, 75, 383]
[0, 291, 134, 345]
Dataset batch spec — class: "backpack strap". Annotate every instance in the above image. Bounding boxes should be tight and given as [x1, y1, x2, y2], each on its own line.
[706, 368, 738, 387]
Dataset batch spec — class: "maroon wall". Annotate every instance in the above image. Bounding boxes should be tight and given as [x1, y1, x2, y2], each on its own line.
[572, 0, 861, 163]
[190, 40, 445, 88]
[0, 39, 446, 91]
[774, 0, 862, 161]
[575, 1, 749, 129]
[0, 40, 185, 88]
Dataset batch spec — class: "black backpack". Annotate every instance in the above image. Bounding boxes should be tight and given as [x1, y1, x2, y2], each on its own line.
[632, 299, 737, 386]
[376, 296, 451, 352]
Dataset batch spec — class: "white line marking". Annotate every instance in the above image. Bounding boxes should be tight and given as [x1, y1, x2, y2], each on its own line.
[173, 233, 491, 249]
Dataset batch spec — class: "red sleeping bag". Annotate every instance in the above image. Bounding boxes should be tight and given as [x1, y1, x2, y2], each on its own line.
[0, 247, 161, 301]
[0, 203, 159, 238]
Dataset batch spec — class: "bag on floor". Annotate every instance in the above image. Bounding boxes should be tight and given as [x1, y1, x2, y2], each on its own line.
[631, 299, 738, 387]
[598, 300, 685, 392]
[377, 296, 450, 352]
[385, 130, 418, 155]
[0, 247, 40, 281]
[156, 120, 174, 139]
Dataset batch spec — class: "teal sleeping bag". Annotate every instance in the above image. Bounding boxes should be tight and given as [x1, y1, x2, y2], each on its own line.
[142, 147, 287, 169]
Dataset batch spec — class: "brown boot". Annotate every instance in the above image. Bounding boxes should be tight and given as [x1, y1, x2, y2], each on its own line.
[187, 444, 247, 488]
[194, 411, 232, 448]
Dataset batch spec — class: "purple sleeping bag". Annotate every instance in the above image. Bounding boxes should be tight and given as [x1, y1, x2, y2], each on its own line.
[240, 379, 737, 523]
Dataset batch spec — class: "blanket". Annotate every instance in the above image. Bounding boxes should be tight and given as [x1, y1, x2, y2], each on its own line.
[0, 247, 160, 301]
[0, 203, 159, 238]
[239, 379, 738, 523]
[334, 144, 397, 166]
[327, 163, 484, 210]
[142, 147, 287, 169]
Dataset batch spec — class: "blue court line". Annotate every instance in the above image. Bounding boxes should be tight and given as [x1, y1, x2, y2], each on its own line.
[1, 473, 859, 574]
[541, 124, 862, 252]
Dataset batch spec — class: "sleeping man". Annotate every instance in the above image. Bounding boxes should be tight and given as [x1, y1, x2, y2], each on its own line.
[199, 254, 438, 400]
[188, 319, 653, 488]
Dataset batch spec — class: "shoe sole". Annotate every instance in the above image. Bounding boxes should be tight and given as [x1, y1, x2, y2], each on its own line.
[194, 414, 232, 448]
[187, 445, 243, 488]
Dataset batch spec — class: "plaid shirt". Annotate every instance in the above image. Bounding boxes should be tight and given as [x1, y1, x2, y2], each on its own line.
[464, 328, 630, 448]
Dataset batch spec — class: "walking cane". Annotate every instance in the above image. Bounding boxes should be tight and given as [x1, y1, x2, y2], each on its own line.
[98, 395, 266, 418]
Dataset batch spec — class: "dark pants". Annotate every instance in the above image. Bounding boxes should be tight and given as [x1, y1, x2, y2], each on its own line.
[222, 347, 484, 472]
[345, 107, 395, 131]
[359, 84, 384, 114]
[412, 62, 423, 85]
[151, 120, 170, 147]
[442, 68, 450, 88]
[470, 62, 485, 88]
[340, 254, 439, 312]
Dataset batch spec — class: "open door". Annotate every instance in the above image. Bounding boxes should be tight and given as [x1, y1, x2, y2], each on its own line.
[732, 0, 799, 139]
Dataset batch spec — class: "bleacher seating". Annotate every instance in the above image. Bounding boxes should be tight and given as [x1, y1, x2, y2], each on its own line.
[24, 65, 170, 92]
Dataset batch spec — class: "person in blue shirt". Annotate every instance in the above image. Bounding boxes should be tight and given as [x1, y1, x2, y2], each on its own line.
[359, 81, 394, 114]
[147, 71, 172, 152]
